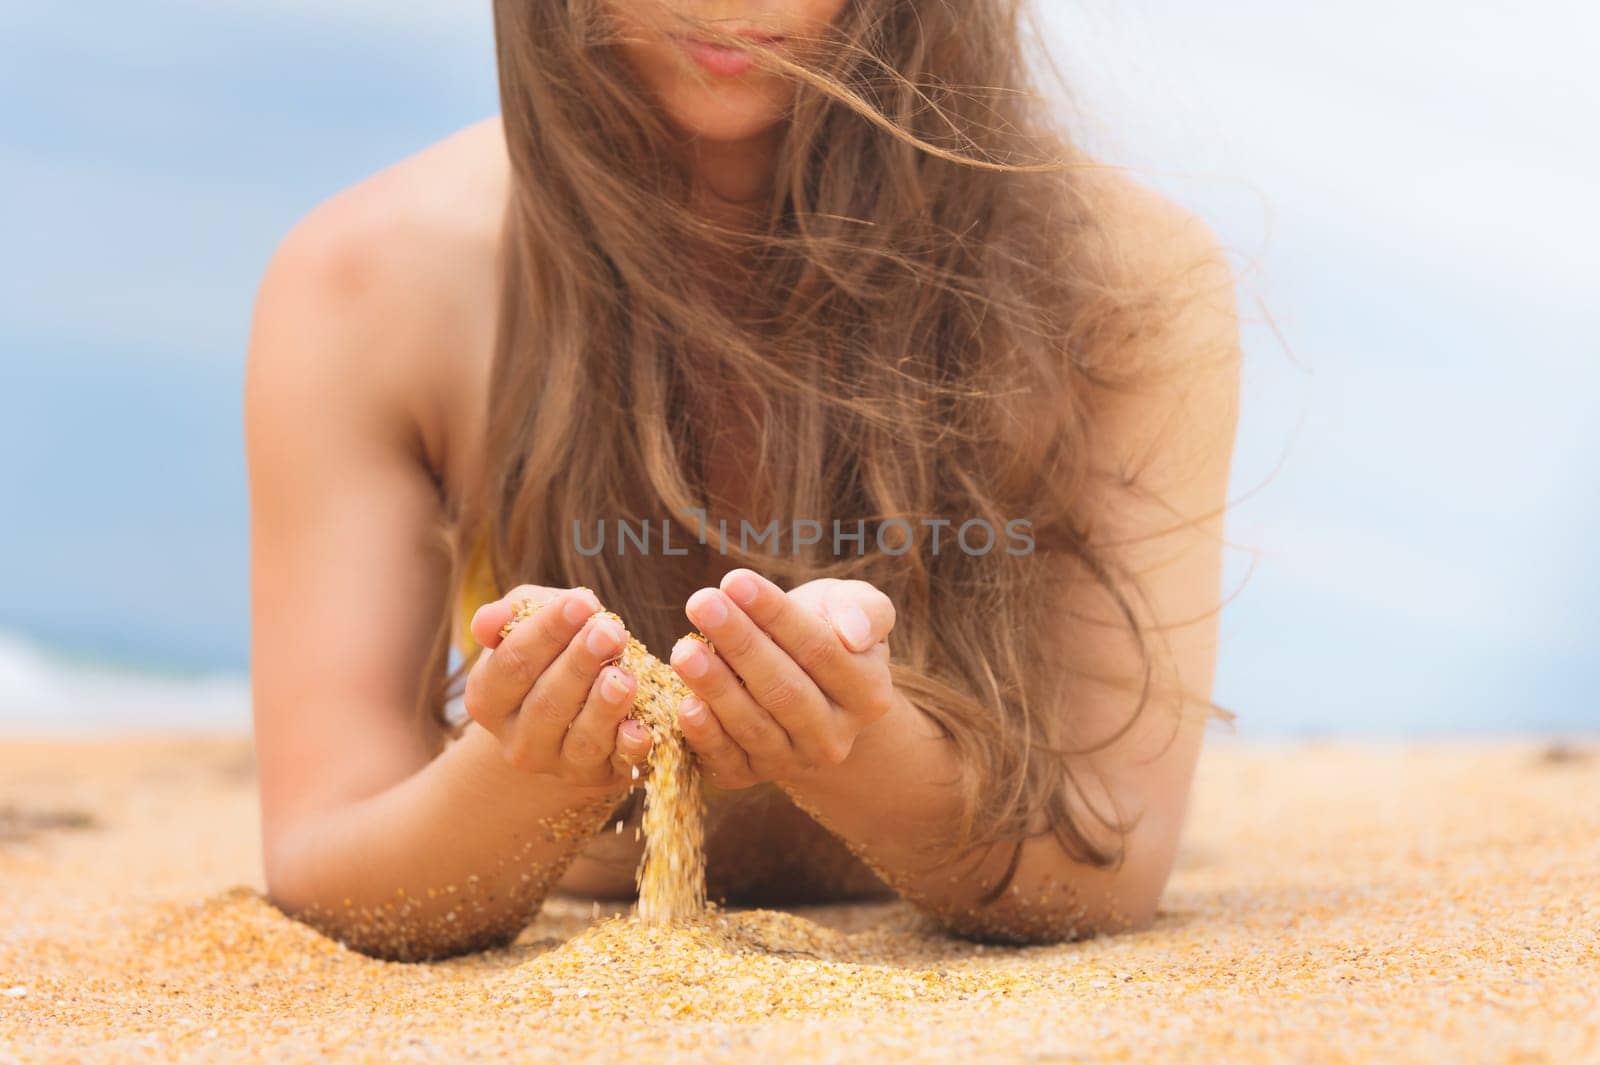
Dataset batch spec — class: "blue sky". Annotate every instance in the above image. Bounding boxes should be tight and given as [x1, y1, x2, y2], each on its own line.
[1, 1, 1595, 734]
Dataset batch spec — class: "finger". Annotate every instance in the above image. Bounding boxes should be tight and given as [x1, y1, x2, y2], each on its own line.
[464, 587, 601, 735]
[727, 569, 894, 655]
[469, 584, 566, 648]
[725, 570, 896, 717]
[687, 585, 839, 764]
[677, 694, 759, 788]
[506, 612, 628, 769]
[558, 663, 638, 768]
[815, 580, 897, 726]
[720, 569, 861, 695]
[612, 718, 653, 779]
[669, 632, 794, 768]
[822, 580, 896, 652]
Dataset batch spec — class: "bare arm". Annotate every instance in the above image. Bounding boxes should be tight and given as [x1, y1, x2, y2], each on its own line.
[808, 210, 1239, 940]
[245, 201, 650, 961]
[666, 190, 1242, 941]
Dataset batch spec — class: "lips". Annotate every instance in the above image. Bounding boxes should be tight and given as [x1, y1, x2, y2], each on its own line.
[674, 29, 787, 78]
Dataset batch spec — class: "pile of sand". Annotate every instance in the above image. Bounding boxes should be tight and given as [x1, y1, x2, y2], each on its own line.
[2, 736, 1596, 1062]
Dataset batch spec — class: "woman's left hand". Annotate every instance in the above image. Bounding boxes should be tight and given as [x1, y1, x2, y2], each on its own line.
[669, 568, 900, 789]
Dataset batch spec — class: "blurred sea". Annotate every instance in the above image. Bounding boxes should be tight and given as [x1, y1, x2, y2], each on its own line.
[0, 629, 250, 735]
[0, 619, 1589, 739]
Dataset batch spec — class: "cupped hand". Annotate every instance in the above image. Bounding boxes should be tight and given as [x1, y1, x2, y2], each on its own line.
[667, 569, 899, 789]
[465, 585, 652, 789]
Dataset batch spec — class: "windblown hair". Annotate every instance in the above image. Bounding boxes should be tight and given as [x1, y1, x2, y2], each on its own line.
[420, 0, 1231, 900]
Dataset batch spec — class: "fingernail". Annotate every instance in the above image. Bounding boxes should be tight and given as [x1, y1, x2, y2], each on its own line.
[586, 620, 622, 656]
[601, 669, 630, 703]
[832, 604, 872, 651]
[678, 696, 706, 726]
[619, 719, 649, 747]
[672, 638, 709, 679]
[687, 588, 728, 628]
[563, 592, 596, 625]
[723, 571, 758, 606]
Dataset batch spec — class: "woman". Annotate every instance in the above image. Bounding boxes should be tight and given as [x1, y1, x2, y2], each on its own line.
[245, 0, 1241, 961]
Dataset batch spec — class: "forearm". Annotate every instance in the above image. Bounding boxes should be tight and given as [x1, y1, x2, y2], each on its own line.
[265, 723, 627, 960]
[781, 692, 1164, 943]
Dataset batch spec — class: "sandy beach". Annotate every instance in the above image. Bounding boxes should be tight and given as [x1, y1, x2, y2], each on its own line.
[2, 736, 1595, 1063]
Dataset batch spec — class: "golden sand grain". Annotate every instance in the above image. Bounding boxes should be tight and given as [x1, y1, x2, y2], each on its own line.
[4, 738, 1597, 1062]
[499, 597, 708, 923]
[614, 624, 710, 924]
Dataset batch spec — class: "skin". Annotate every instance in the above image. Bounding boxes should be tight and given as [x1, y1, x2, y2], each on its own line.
[246, 0, 1242, 958]
[606, 0, 847, 216]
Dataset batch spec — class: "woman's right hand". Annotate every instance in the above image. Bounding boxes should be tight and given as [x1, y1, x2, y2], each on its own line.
[465, 585, 652, 790]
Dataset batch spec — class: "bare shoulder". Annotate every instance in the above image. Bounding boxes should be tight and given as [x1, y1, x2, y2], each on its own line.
[256, 115, 509, 329]
[245, 117, 511, 474]
[1079, 163, 1234, 293]
[1072, 163, 1243, 496]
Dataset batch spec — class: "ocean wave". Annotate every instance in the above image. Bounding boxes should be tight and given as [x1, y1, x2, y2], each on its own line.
[0, 630, 251, 734]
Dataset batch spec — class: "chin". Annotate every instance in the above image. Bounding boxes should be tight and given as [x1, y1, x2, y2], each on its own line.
[657, 86, 791, 143]
[627, 42, 796, 143]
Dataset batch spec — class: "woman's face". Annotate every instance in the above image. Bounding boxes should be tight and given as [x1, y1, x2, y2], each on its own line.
[606, 1, 849, 143]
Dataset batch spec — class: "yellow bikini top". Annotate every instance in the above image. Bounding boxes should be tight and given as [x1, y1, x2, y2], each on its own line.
[453, 533, 501, 662]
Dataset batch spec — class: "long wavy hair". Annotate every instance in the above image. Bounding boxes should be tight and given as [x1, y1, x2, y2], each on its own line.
[419, 0, 1232, 892]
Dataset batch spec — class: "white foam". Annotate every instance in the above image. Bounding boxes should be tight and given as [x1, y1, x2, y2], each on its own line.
[0, 630, 252, 735]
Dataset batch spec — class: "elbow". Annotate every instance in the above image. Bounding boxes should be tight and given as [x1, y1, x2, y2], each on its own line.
[260, 829, 516, 963]
[260, 824, 323, 926]
[259, 843, 378, 956]
[933, 888, 1163, 947]
[1094, 883, 1163, 936]
[257, 818, 390, 952]
[925, 850, 1172, 946]
[264, 877, 518, 963]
